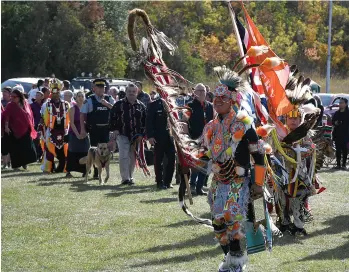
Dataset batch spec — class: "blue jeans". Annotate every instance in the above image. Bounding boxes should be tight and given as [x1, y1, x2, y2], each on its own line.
[190, 170, 206, 192]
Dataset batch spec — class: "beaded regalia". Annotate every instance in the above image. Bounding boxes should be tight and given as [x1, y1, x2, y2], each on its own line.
[39, 83, 70, 173]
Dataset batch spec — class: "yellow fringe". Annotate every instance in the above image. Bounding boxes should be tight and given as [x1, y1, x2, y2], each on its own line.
[271, 129, 297, 165]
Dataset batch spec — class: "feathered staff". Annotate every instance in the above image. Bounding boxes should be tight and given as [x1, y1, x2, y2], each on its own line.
[128, 9, 212, 226]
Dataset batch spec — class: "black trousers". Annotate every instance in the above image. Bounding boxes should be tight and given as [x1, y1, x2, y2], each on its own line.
[335, 140, 348, 167]
[89, 126, 110, 146]
[154, 136, 175, 186]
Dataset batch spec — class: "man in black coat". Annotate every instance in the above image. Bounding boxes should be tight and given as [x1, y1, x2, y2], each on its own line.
[146, 97, 175, 189]
[187, 83, 214, 195]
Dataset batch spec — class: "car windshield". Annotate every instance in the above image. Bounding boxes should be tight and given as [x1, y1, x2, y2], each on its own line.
[71, 80, 92, 91]
[318, 95, 333, 107]
[332, 95, 349, 106]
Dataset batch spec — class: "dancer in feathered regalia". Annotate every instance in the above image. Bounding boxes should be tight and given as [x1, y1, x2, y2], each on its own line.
[268, 69, 322, 235]
[39, 83, 70, 173]
[197, 67, 267, 272]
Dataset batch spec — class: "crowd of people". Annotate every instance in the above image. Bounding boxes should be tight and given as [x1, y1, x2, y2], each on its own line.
[1, 77, 220, 196]
[1, 74, 349, 272]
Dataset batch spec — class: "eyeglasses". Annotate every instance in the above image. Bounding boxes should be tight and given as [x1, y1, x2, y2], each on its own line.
[213, 95, 231, 103]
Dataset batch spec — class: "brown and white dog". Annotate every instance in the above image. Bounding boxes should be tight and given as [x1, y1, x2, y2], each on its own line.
[79, 143, 111, 185]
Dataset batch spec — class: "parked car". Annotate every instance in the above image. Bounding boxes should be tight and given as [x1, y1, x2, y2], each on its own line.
[323, 93, 349, 125]
[1, 77, 41, 93]
[314, 93, 335, 107]
[71, 77, 133, 93]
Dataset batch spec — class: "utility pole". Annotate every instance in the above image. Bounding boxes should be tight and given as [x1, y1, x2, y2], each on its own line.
[326, 0, 333, 93]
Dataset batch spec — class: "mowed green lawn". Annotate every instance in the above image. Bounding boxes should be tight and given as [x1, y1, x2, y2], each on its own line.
[1, 159, 349, 272]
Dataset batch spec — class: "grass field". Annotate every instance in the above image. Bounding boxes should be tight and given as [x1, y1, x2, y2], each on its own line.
[1, 160, 349, 272]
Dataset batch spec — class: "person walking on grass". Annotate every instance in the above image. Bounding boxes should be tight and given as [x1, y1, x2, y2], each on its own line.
[80, 79, 115, 179]
[110, 83, 146, 185]
[332, 97, 349, 170]
[66, 91, 90, 178]
[1, 86, 12, 168]
[187, 83, 214, 195]
[2, 87, 37, 170]
[146, 96, 175, 190]
[30, 91, 45, 161]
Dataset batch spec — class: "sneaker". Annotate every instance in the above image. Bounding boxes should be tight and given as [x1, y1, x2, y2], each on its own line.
[121, 180, 130, 185]
[166, 184, 174, 189]
[129, 178, 135, 185]
[333, 165, 341, 170]
[65, 172, 73, 178]
[22, 165, 27, 170]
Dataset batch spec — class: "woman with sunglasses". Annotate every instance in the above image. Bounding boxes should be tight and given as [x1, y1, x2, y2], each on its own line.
[2, 86, 37, 170]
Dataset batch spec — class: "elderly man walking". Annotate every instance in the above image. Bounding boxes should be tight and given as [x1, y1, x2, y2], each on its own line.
[110, 83, 147, 185]
[187, 83, 214, 195]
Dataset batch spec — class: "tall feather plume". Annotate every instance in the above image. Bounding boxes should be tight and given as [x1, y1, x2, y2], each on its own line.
[213, 66, 250, 93]
[286, 74, 313, 106]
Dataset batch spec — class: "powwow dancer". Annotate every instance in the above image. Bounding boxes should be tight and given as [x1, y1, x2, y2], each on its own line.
[267, 70, 323, 235]
[39, 83, 70, 173]
[199, 67, 268, 272]
[127, 9, 275, 272]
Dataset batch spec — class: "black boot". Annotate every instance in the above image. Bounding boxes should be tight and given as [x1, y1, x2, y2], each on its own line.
[221, 244, 229, 255]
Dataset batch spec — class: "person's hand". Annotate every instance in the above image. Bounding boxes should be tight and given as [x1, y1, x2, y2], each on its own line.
[80, 130, 87, 139]
[334, 120, 339, 126]
[5, 126, 10, 134]
[76, 132, 81, 139]
[100, 99, 109, 107]
[112, 130, 120, 140]
[148, 137, 156, 146]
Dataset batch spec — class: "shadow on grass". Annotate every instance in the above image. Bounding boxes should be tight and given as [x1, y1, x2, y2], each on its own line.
[140, 197, 177, 204]
[306, 214, 349, 238]
[1, 171, 45, 178]
[128, 233, 220, 268]
[166, 219, 209, 228]
[130, 247, 221, 268]
[68, 183, 155, 195]
[299, 235, 349, 261]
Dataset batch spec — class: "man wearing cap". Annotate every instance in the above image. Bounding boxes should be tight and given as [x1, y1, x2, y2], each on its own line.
[80, 78, 115, 179]
[39, 83, 70, 173]
[1, 86, 12, 108]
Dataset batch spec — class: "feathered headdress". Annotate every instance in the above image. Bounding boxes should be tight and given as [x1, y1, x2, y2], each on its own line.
[282, 65, 321, 144]
[213, 65, 257, 103]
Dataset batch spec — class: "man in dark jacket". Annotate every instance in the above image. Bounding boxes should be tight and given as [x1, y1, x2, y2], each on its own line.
[187, 83, 214, 195]
[146, 97, 175, 189]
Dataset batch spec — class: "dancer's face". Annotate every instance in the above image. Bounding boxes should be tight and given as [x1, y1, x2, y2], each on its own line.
[286, 116, 301, 131]
[213, 95, 232, 114]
